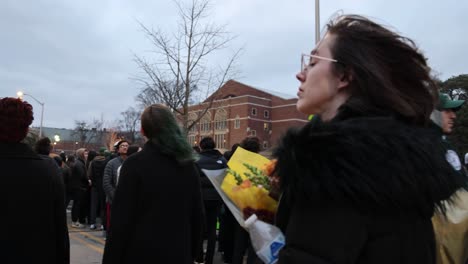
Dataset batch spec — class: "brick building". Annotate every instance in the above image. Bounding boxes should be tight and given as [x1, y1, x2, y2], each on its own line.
[184, 80, 309, 151]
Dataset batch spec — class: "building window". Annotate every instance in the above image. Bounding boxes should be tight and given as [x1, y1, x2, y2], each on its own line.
[214, 134, 226, 149]
[188, 135, 196, 146]
[234, 115, 240, 129]
[263, 122, 269, 131]
[263, 141, 268, 149]
[189, 124, 197, 133]
[188, 113, 198, 133]
[251, 108, 257, 116]
[251, 130, 256, 136]
[214, 109, 227, 131]
[200, 113, 211, 132]
[264, 110, 269, 118]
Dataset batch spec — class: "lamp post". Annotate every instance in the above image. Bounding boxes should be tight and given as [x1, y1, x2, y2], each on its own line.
[315, 0, 320, 44]
[17, 91, 45, 138]
[53, 134, 60, 150]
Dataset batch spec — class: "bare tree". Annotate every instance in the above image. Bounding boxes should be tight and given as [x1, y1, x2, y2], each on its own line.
[118, 107, 141, 143]
[72, 118, 106, 148]
[134, 0, 241, 133]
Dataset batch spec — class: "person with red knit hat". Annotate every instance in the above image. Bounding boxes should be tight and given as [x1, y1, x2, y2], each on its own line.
[0, 97, 69, 263]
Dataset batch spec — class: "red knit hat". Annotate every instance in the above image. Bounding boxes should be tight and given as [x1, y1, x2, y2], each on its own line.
[0, 97, 34, 142]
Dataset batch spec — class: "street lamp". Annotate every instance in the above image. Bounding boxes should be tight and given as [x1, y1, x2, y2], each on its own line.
[315, 0, 320, 44]
[53, 134, 60, 149]
[17, 91, 45, 138]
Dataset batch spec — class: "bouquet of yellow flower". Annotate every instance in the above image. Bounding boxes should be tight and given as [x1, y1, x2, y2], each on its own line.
[220, 147, 278, 224]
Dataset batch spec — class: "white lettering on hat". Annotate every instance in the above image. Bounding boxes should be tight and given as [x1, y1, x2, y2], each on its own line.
[446, 150, 462, 171]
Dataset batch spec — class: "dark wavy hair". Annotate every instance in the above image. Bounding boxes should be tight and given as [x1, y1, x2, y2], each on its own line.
[34, 137, 52, 155]
[326, 15, 438, 125]
[241, 137, 261, 153]
[200, 137, 216, 150]
[141, 104, 193, 163]
[0, 98, 34, 142]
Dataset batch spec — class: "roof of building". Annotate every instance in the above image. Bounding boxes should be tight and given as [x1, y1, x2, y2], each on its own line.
[206, 79, 297, 101]
[251, 86, 296, 100]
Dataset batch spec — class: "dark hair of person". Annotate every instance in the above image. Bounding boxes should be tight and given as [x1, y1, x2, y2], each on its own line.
[200, 137, 216, 150]
[127, 145, 140, 156]
[53, 156, 63, 167]
[0, 97, 34, 143]
[87, 150, 97, 162]
[59, 152, 67, 163]
[141, 104, 193, 163]
[326, 14, 438, 125]
[241, 137, 261, 153]
[34, 137, 52, 155]
[66, 155, 75, 167]
[86, 150, 97, 169]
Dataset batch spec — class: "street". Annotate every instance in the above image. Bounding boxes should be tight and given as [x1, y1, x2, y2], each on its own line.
[69, 228, 104, 264]
[67, 219, 228, 264]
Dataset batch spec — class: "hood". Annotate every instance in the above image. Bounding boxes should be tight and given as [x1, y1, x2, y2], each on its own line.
[93, 155, 106, 162]
[273, 115, 467, 215]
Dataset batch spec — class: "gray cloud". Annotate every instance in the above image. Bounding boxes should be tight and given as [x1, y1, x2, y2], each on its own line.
[1, 0, 467, 129]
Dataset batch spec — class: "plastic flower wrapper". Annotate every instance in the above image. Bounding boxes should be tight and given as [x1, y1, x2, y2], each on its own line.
[203, 147, 278, 228]
[223, 147, 278, 224]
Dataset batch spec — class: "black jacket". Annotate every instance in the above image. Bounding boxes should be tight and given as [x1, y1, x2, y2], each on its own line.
[70, 158, 87, 190]
[196, 149, 227, 201]
[0, 143, 69, 264]
[103, 142, 204, 264]
[273, 114, 467, 264]
[88, 156, 108, 190]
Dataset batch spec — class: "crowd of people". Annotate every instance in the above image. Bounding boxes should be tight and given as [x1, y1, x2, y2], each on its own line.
[2, 14, 468, 264]
[32, 135, 142, 236]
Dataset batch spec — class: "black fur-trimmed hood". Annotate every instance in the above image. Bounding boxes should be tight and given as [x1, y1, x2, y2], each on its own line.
[274, 115, 467, 215]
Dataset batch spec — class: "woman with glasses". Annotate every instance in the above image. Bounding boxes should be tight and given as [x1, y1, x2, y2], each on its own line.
[272, 14, 466, 263]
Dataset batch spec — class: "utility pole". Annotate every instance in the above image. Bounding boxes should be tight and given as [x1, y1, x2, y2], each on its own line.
[315, 0, 320, 44]
[17, 91, 45, 138]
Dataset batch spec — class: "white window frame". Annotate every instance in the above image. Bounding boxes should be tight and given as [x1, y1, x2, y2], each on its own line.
[251, 108, 257, 116]
[234, 115, 240, 129]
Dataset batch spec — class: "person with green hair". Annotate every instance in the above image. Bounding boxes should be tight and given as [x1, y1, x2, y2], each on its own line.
[103, 104, 204, 264]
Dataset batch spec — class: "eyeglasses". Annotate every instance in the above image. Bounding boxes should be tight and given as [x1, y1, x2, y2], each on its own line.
[119, 144, 129, 148]
[301, 53, 339, 72]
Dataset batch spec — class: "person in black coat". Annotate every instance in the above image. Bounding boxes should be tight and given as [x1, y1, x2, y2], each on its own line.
[272, 14, 467, 264]
[88, 148, 109, 230]
[0, 97, 69, 264]
[103, 104, 204, 264]
[70, 148, 89, 227]
[195, 137, 227, 264]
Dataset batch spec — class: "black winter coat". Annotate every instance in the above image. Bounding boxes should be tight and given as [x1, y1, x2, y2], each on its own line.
[0, 143, 69, 264]
[88, 156, 108, 190]
[273, 113, 467, 264]
[70, 158, 87, 190]
[102, 142, 204, 264]
[196, 149, 227, 201]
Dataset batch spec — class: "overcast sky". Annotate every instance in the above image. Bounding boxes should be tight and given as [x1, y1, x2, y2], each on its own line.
[1, 0, 467, 129]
